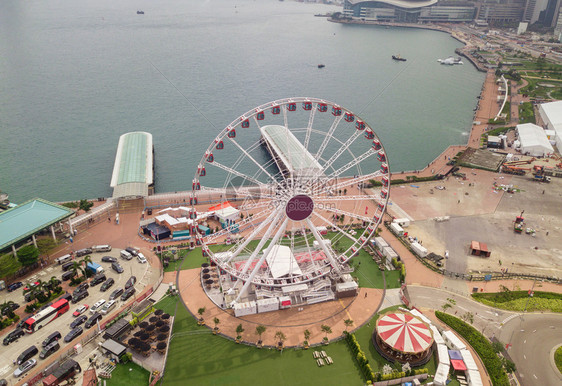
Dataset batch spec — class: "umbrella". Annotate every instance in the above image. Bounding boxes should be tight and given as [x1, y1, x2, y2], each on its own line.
[154, 309, 163, 316]
[159, 325, 170, 333]
[157, 342, 167, 350]
[202, 274, 211, 280]
[201, 263, 209, 268]
[146, 325, 156, 333]
[139, 322, 149, 329]
[149, 316, 158, 323]
[161, 313, 170, 320]
[156, 320, 164, 328]
[202, 268, 210, 274]
[139, 332, 150, 341]
[205, 279, 214, 285]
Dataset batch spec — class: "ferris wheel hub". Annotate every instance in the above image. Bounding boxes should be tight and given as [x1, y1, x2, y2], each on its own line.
[285, 194, 314, 221]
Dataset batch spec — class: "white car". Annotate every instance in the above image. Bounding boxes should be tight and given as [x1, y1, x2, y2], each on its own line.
[137, 253, 147, 264]
[90, 299, 106, 314]
[14, 359, 37, 378]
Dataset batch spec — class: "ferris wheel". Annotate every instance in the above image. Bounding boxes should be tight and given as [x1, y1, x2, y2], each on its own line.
[190, 98, 390, 305]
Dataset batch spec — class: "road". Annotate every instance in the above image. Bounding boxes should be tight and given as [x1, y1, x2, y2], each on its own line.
[407, 285, 562, 386]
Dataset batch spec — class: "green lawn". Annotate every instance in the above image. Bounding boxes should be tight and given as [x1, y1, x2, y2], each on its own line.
[555, 346, 562, 373]
[106, 362, 150, 386]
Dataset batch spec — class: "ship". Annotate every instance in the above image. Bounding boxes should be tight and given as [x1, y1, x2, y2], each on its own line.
[137, 10, 144, 15]
[392, 55, 406, 62]
[318, 64, 325, 69]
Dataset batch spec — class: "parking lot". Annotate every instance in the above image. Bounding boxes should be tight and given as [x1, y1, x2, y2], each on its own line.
[0, 247, 152, 384]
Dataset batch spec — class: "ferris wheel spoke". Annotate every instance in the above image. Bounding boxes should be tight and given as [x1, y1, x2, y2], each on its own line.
[314, 115, 344, 163]
[311, 211, 360, 244]
[318, 129, 363, 176]
[299, 221, 323, 272]
[282, 104, 289, 128]
[227, 137, 283, 189]
[205, 208, 272, 244]
[211, 161, 271, 189]
[323, 206, 372, 223]
[224, 208, 283, 265]
[314, 171, 384, 197]
[233, 217, 289, 304]
[200, 186, 275, 201]
[327, 148, 376, 179]
[238, 199, 275, 212]
[306, 218, 341, 274]
[313, 195, 381, 203]
[303, 104, 317, 149]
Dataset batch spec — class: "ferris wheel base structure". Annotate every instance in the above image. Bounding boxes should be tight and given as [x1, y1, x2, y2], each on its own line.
[191, 98, 391, 315]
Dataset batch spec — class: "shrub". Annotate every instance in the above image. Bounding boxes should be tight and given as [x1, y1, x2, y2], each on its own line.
[435, 311, 509, 386]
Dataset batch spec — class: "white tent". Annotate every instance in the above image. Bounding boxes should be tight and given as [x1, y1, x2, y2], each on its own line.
[515, 123, 553, 157]
[539, 101, 562, 150]
[434, 364, 450, 386]
[460, 349, 479, 371]
[265, 245, 302, 278]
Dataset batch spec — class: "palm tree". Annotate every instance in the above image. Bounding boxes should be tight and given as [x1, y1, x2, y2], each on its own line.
[303, 329, 311, 347]
[275, 331, 286, 348]
[321, 324, 332, 343]
[32, 279, 47, 303]
[255, 325, 266, 346]
[0, 300, 17, 319]
[344, 319, 354, 331]
[213, 317, 220, 333]
[71, 261, 83, 280]
[197, 307, 206, 325]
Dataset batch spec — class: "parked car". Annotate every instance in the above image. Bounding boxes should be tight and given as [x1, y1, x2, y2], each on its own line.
[101, 256, 117, 263]
[125, 247, 138, 257]
[121, 287, 136, 301]
[7, 282, 23, 292]
[125, 276, 136, 290]
[17, 345, 38, 365]
[71, 290, 89, 304]
[120, 250, 133, 260]
[90, 273, 106, 286]
[75, 248, 92, 257]
[70, 315, 88, 329]
[72, 304, 89, 317]
[92, 245, 112, 252]
[100, 278, 115, 292]
[90, 299, 106, 314]
[136, 253, 147, 264]
[1, 302, 20, 315]
[13, 359, 37, 378]
[39, 341, 60, 359]
[101, 300, 117, 315]
[111, 262, 124, 274]
[62, 270, 76, 281]
[23, 281, 40, 292]
[85, 312, 102, 329]
[42, 331, 61, 348]
[61, 261, 74, 272]
[64, 327, 83, 343]
[3, 328, 24, 346]
[75, 282, 89, 293]
[109, 288, 123, 301]
[54, 254, 72, 265]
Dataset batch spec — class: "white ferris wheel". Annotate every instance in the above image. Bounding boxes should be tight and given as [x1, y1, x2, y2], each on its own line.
[189, 98, 391, 306]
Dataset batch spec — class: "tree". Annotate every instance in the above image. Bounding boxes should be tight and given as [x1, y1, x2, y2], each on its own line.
[0, 300, 17, 319]
[321, 324, 332, 341]
[17, 245, 40, 267]
[256, 325, 266, 344]
[79, 199, 94, 213]
[461, 312, 474, 325]
[80, 255, 92, 276]
[72, 261, 85, 279]
[0, 253, 22, 278]
[236, 323, 245, 340]
[492, 341, 504, 354]
[502, 357, 516, 373]
[344, 319, 354, 331]
[303, 329, 311, 342]
[36, 238, 57, 257]
[197, 307, 206, 323]
[275, 331, 286, 346]
[213, 317, 220, 330]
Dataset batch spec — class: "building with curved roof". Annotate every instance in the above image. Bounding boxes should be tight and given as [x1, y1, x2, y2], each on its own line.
[343, 0, 476, 23]
[110, 132, 154, 199]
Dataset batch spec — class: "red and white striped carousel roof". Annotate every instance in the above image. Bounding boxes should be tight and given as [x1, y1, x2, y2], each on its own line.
[376, 313, 433, 353]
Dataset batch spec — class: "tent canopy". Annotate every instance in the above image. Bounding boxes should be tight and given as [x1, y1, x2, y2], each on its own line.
[516, 123, 553, 157]
[376, 312, 433, 353]
[450, 359, 467, 371]
[265, 245, 302, 278]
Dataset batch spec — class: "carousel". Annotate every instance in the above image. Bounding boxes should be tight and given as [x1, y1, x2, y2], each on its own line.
[372, 312, 434, 366]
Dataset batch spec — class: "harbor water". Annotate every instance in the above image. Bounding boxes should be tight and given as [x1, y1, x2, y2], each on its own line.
[0, 0, 485, 203]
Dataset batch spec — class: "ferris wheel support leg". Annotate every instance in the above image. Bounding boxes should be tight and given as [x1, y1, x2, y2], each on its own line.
[306, 218, 341, 275]
[232, 217, 289, 305]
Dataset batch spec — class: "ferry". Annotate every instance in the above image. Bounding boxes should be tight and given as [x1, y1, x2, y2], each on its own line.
[392, 55, 406, 62]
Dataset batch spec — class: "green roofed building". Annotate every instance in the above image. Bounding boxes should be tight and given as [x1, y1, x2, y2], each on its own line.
[110, 132, 154, 199]
[0, 198, 74, 255]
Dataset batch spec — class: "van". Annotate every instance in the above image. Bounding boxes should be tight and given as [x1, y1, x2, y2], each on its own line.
[71, 290, 89, 304]
[3, 328, 25, 346]
[85, 312, 102, 329]
[62, 271, 76, 282]
[101, 300, 117, 315]
[90, 273, 106, 286]
[125, 247, 138, 257]
[62, 261, 75, 272]
[75, 248, 93, 257]
[109, 288, 123, 301]
[55, 254, 72, 265]
[17, 345, 38, 365]
[121, 287, 136, 301]
[90, 299, 106, 314]
[42, 331, 61, 348]
[120, 250, 133, 260]
[39, 341, 60, 359]
[92, 245, 112, 252]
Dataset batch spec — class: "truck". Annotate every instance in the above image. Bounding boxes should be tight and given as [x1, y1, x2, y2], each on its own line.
[42, 359, 81, 386]
[86, 262, 104, 275]
[533, 174, 551, 182]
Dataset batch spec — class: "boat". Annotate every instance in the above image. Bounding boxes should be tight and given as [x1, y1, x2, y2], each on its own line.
[318, 64, 325, 69]
[137, 10, 144, 15]
[392, 55, 406, 62]
[438, 56, 463, 65]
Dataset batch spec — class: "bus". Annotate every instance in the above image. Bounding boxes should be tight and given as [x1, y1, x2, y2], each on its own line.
[24, 299, 69, 333]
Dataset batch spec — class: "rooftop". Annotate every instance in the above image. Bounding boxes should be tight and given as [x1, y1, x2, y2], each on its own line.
[260, 125, 322, 177]
[110, 132, 153, 199]
[0, 198, 74, 251]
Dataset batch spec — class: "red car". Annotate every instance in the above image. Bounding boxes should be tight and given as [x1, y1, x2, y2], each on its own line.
[72, 304, 89, 317]
[23, 281, 40, 292]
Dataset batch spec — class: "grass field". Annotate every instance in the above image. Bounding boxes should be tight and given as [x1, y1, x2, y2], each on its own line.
[555, 346, 562, 373]
[106, 362, 150, 386]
